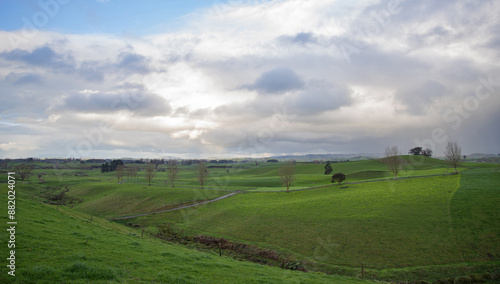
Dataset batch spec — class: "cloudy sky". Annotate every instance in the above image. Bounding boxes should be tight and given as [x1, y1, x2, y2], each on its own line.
[0, 0, 499, 159]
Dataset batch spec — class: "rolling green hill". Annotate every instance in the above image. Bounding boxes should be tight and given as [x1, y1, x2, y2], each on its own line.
[123, 163, 500, 282]
[3, 157, 499, 283]
[0, 190, 375, 283]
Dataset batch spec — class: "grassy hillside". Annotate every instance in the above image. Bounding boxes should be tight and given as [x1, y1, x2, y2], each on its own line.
[134, 176, 464, 267]
[3, 157, 498, 283]
[130, 168, 500, 282]
[69, 182, 228, 219]
[0, 189, 375, 283]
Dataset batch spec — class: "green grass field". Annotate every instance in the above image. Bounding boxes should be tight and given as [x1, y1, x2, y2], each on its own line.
[1, 157, 499, 283]
[0, 193, 371, 283]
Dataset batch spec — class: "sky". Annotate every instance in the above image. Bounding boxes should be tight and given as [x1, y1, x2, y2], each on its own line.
[0, 0, 499, 159]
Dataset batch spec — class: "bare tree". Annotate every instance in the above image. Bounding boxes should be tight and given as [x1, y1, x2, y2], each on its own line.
[116, 165, 125, 183]
[14, 164, 34, 181]
[197, 162, 209, 189]
[166, 159, 179, 187]
[444, 141, 463, 173]
[278, 161, 296, 192]
[384, 146, 403, 179]
[126, 166, 137, 182]
[145, 163, 156, 186]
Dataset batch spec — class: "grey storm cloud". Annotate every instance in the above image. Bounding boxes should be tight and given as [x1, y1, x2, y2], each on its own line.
[278, 32, 319, 46]
[242, 67, 305, 94]
[59, 87, 171, 117]
[5, 72, 43, 85]
[77, 60, 106, 82]
[0, 46, 75, 72]
[0, 46, 152, 82]
[287, 81, 353, 114]
[395, 80, 448, 115]
[116, 52, 151, 74]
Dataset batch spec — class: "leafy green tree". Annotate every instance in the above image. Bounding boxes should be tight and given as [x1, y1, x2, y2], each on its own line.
[422, 148, 432, 157]
[409, 147, 423, 155]
[331, 173, 346, 184]
[324, 162, 333, 175]
[110, 159, 124, 171]
[101, 162, 110, 173]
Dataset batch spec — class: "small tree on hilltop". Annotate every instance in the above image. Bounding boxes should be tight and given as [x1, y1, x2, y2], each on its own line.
[324, 162, 333, 175]
[444, 141, 463, 174]
[384, 146, 403, 180]
[422, 148, 432, 157]
[331, 173, 346, 184]
[279, 162, 296, 192]
[409, 147, 423, 155]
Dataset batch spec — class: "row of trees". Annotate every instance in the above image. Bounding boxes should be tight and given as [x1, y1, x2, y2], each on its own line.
[128, 160, 206, 188]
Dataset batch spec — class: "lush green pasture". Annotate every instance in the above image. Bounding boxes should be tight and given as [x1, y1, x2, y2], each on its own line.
[449, 168, 500, 262]
[3, 157, 498, 282]
[133, 171, 500, 281]
[0, 191, 371, 283]
[211, 156, 464, 191]
[135, 176, 462, 267]
[19, 178, 229, 219]
[71, 182, 228, 219]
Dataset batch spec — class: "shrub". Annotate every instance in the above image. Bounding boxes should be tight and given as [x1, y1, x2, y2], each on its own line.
[454, 275, 473, 284]
[469, 273, 485, 282]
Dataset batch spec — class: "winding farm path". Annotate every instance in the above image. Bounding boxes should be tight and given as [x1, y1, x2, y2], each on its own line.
[109, 191, 240, 220]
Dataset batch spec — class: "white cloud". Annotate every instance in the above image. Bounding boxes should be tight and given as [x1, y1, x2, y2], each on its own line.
[1, 0, 500, 158]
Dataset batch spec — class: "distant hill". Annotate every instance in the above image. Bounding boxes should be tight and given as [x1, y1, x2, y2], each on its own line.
[467, 153, 498, 159]
[266, 153, 381, 161]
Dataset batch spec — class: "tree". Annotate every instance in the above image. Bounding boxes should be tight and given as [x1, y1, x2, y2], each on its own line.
[116, 165, 125, 183]
[166, 159, 179, 187]
[444, 141, 463, 174]
[278, 162, 296, 192]
[101, 162, 110, 173]
[409, 147, 423, 155]
[331, 173, 346, 184]
[14, 164, 34, 181]
[197, 162, 209, 189]
[421, 148, 432, 157]
[110, 159, 124, 171]
[324, 162, 333, 175]
[384, 146, 403, 180]
[145, 163, 156, 186]
[126, 166, 137, 182]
